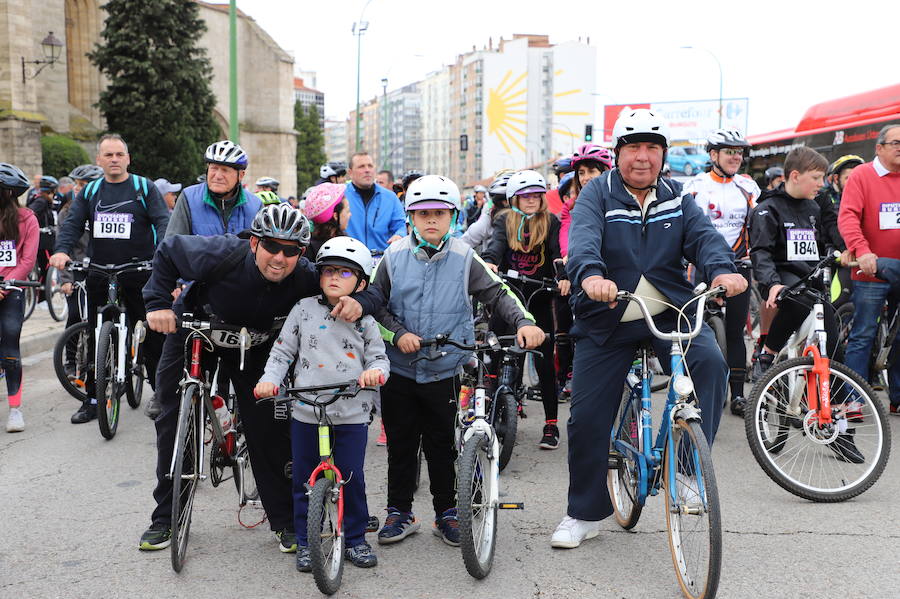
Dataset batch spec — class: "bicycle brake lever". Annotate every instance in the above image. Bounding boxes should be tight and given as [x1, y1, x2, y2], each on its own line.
[239, 326, 250, 370]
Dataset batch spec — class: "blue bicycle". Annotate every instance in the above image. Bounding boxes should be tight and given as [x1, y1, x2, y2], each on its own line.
[607, 285, 723, 599]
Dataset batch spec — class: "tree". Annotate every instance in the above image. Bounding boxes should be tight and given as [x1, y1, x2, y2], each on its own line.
[295, 102, 326, 192]
[89, 0, 220, 184]
[41, 135, 90, 178]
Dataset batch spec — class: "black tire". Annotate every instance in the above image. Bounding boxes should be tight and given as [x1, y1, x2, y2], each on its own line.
[22, 280, 37, 322]
[835, 302, 854, 360]
[495, 392, 518, 471]
[608, 384, 643, 529]
[413, 439, 423, 492]
[744, 357, 891, 502]
[308, 477, 345, 595]
[125, 332, 144, 409]
[53, 321, 90, 402]
[44, 266, 68, 321]
[171, 383, 202, 573]
[707, 315, 727, 359]
[96, 321, 120, 440]
[664, 419, 721, 599]
[457, 432, 497, 579]
[683, 162, 694, 176]
[233, 438, 259, 504]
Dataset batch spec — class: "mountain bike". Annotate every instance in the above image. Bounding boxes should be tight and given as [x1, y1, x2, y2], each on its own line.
[413, 333, 528, 579]
[257, 381, 375, 595]
[608, 285, 724, 599]
[169, 314, 255, 573]
[744, 254, 890, 501]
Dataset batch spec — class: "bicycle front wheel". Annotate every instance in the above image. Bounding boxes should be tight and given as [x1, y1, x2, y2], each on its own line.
[308, 477, 345, 595]
[608, 384, 643, 530]
[458, 432, 497, 579]
[53, 321, 90, 402]
[96, 321, 120, 440]
[45, 266, 69, 321]
[171, 383, 202, 572]
[664, 418, 721, 599]
[495, 391, 518, 471]
[744, 357, 890, 502]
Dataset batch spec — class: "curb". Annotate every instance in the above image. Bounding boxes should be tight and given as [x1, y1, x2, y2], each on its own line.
[21, 321, 66, 358]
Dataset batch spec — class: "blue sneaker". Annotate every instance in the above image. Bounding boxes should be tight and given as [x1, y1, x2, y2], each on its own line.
[296, 546, 311, 572]
[433, 507, 460, 546]
[345, 541, 377, 568]
[377, 508, 419, 545]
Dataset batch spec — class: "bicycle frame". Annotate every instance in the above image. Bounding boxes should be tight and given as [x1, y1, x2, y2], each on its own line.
[306, 423, 346, 537]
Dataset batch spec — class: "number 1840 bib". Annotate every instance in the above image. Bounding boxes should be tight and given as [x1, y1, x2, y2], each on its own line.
[786, 228, 818, 261]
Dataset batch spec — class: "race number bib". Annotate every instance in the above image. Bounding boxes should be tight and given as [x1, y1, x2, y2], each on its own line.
[0, 240, 16, 267]
[786, 228, 819, 262]
[879, 202, 900, 230]
[93, 213, 133, 239]
[210, 329, 270, 349]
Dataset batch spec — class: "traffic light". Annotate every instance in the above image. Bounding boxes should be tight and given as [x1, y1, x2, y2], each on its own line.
[584, 124, 593, 142]
[460, 134, 468, 152]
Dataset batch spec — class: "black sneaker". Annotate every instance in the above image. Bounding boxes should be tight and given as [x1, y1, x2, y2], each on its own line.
[752, 353, 775, 381]
[345, 541, 378, 568]
[365, 515, 380, 533]
[730, 396, 746, 417]
[276, 529, 297, 553]
[432, 508, 460, 547]
[144, 392, 162, 419]
[539, 423, 560, 450]
[71, 401, 97, 424]
[296, 546, 311, 572]
[828, 432, 865, 464]
[139, 524, 171, 550]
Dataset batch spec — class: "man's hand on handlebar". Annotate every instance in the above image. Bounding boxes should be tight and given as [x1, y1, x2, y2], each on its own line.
[330, 296, 362, 322]
[557, 279, 571, 296]
[583, 275, 618, 307]
[397, 332, 422, 354]
[49, 252, 71, 270]
[857, 252, 878, 277]
[358, 369, 385, 388]
[766, 284, 785, 309]
[254, 381, 278, 399]
[517, 324, 546, 349]
[711, 273, 748, 298]
[147, 309, 177, 334]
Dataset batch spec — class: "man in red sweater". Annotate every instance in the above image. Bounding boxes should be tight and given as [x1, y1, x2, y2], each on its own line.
[838, 123, 900, 414]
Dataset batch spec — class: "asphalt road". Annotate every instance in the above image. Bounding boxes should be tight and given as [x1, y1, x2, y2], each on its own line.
[1, 352, 898, 599]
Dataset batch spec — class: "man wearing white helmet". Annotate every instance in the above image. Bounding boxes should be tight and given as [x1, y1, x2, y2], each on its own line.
[373, 174, 545, 547]
[555, 109, 747, 549]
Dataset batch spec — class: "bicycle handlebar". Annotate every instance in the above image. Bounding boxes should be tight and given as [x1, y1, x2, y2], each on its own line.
[616, 284, 725, 342]
[0, 278, 42, 290]
[255, 380, 375, 407]
[501, 270, 559, 290]
[67, 259, 153, 274]
[179, 313, 252, 370]
[776, 251, 841, 303]
[412, 332, 543, 364]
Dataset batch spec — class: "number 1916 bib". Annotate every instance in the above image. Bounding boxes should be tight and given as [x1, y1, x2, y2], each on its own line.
[0, 240, 16, 267]
[786, 228, 819, 261]
[94, 213, 133, 239]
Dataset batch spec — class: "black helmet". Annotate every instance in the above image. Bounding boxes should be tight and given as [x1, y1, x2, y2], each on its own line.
[401, 169, 424, 190]
[0, 163, 30, 196]
[69, 164, 104, 181]
[39, 175, 59, 191]
[764, 166, 784, 183]
[706, 128, 750, 152]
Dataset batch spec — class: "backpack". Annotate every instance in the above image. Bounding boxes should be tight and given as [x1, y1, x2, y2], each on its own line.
[83, 175, 158, 244]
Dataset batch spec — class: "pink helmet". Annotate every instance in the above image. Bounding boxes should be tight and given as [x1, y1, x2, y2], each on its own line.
[302, 183, 346, 224]
[572, 143, 614, 171]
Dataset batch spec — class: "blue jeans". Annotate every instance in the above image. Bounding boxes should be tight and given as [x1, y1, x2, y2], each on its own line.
[844, 258, 900, 406]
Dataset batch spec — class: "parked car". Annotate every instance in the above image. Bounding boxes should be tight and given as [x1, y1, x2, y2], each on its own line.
[668, 146, 709, 176]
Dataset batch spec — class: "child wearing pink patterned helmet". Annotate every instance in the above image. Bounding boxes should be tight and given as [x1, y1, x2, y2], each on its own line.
[303, 182, 352, 256]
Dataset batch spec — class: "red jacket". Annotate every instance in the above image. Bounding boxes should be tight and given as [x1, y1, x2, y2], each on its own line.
[838, 160, 900, 283]
[0, 208, 39, 283]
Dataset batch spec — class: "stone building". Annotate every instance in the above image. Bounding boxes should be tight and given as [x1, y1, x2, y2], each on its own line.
[0, 1, 298, 195]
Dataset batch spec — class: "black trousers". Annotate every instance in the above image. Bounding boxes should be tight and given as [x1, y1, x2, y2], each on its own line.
[381, 373, 458, 517]
[723, 264, 752, 397]
[150, 332, 294, 532]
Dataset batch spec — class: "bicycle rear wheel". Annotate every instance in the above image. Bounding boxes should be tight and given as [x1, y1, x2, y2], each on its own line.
[495, 391, 518, 471]
[308, 477, 345, 595]
[608, 383, 644, 529]
[45, 266, 69, 321]
[22, 280, 37, 321]
[53, 321, 90, 402]
[457, 432, 497, 579]
[744, 357, 890, 502]
[664, 418, 721, 599]
[171, 383, 202, 572]
[96, 321, 120, 440]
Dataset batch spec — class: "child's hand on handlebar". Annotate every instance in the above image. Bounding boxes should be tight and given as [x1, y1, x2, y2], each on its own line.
[358, 369, 385, 388]
[557, 279, 571, 296]
[397, 332, 422, 354]
[516, 325, 546, 349]
[254, 381, 278, 399]
[710, 273, 748, 297]
[766, 284, 785, 309]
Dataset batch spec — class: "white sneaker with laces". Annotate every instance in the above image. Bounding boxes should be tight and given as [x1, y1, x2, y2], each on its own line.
[550, 515, 599, 549]
[6, 408, 24, 433]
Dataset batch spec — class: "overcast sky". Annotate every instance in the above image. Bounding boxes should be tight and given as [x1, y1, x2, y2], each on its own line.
[234, 0, 897, 136]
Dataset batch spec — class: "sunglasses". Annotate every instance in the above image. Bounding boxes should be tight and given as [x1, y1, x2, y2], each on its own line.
[320, 266, 357, 279]
[718, 148, 745, 157]
[259, 238, 303, 257]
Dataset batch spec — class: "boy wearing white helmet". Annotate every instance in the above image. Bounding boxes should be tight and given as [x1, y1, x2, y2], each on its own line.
[373, 174, 545, 548]
[256, 236, 388, 571]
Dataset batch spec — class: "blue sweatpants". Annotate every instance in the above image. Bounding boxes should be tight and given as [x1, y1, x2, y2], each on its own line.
[291, 420, 369, 547]
[566, 313, 728, 522]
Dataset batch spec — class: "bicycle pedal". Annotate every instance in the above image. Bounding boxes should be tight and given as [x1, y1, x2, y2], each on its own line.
[498, 502, 524, 510]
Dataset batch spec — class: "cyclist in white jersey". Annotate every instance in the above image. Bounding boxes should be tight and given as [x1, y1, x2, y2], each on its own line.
[684, 129, 760, 416]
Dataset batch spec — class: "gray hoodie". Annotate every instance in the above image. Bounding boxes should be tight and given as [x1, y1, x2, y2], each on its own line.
[259, 297, 390, 425]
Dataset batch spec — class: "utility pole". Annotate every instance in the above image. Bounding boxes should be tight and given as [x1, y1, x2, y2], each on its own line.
[229, 0, 239, 141]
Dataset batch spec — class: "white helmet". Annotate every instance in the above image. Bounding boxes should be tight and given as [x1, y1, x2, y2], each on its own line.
[316, 235, 373, 277]
[204, 140, 248, 169]
[612, 108, 670, 148]
[505, 170, 547, 200]
[706, 128, 750, 151]
[255, 176, 280, 190]
[404, 175, 461, 211]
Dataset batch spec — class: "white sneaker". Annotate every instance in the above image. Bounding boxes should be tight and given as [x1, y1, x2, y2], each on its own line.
[550, 516, 599, 549]
[675, 473, 701, 504]
[6, 408, 24, 433]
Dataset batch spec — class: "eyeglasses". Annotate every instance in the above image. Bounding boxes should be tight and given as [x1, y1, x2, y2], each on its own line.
[259, 238, 303, 257]
[719, 148, 745, 157]
[320, 266, 356, 279]
[879, 140, 900, 148]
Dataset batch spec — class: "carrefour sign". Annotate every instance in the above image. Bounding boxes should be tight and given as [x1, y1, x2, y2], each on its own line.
[603, 98, 749, 143]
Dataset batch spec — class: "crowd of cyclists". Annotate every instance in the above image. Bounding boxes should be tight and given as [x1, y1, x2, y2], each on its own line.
[0, 108, 897, 580]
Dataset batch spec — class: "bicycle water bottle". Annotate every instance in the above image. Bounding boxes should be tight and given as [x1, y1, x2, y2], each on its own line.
[211, 395, 235, 455]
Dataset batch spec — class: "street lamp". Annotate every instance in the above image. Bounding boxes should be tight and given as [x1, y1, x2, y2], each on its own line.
[353, 0, 374, 152]
[680, 46, 723, 128]
[21, 31, 64, 83]
[381, 77, 388, 170]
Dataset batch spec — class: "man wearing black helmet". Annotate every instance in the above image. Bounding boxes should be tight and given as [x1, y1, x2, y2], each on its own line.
[315, 161, 347, 186]
[765, 166, 784, 190]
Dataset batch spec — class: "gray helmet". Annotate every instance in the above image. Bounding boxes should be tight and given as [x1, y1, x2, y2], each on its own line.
[473, 184, 487, 193]
[0, 163, 30, 196]
[68, 164, 104, 181]
[488, 172, 513, 197]
[250, 204, 311, 246]
[765, 166, 784, 183]
[255, 176, 280, 191]
[204, 140, 248, 170]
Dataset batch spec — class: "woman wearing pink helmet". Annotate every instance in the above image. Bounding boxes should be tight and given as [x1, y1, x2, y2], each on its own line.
[559, 144, 614, 257]
[302, 182, 351, 257]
